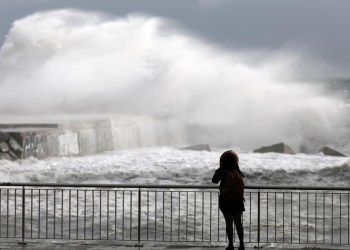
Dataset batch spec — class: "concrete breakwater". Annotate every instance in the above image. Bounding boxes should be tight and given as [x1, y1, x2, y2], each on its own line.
[0, 117, 187, 161]
[0, 120, 114, 160]
[1, 117, 346, 161]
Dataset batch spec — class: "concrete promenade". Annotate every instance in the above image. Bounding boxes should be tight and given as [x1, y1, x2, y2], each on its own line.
[0, 240, 348, 250]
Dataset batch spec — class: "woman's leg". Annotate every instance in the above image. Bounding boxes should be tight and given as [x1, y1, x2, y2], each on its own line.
[233, 211, 244, 246]
[223, 212, 234, 247]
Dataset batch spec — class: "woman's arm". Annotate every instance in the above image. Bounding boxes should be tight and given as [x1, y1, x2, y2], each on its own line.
[212, 168, 224, 184]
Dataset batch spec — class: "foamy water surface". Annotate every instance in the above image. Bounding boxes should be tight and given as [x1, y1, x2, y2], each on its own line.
[1, 148, 348, 187]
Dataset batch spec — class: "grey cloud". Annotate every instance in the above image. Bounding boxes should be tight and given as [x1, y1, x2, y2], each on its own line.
[0, 0, 54, 7]
[197, 0, 235, 8]
[0, 0, 350, 76]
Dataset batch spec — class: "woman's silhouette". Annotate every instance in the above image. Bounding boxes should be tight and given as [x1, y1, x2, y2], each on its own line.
[212, 150, 245, 250]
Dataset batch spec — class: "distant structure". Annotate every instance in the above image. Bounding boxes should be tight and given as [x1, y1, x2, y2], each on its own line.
[253, 142, 296, 154]
[0, 117, 186, 161]
[0, 122, 102, 161]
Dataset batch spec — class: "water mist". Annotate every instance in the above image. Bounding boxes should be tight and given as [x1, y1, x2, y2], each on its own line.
[0, 9, 349, 153]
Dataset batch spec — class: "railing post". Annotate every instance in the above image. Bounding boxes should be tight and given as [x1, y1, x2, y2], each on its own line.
[19, 186, 27, 245]
[135, 188, 143, 248]
[258, 190, 260, 249]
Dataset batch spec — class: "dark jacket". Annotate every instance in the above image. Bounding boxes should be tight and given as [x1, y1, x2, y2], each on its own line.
[212, 168, 244, 194]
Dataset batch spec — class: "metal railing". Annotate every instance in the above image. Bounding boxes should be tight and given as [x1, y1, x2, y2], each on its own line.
[1, 182, 350, 247]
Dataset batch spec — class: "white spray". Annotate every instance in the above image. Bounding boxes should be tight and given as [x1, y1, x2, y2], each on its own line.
[0, 9, 349, 152]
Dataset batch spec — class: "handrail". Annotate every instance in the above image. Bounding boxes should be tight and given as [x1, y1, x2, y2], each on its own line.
[1, 182, 350, 190]
[1, 182, 350, 245]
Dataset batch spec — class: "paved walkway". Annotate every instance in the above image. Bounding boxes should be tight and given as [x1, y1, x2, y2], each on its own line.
[0, 240, 348, 250]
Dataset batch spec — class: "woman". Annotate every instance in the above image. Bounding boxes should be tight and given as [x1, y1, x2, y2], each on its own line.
[212, 150, 245, 250]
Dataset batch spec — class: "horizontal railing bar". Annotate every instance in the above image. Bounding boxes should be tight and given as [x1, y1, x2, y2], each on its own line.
[1, 182, 350, 191]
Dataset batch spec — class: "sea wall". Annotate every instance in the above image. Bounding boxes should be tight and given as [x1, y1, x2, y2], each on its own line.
[0, 120, 114, 160]
[0, 117, 188, 160]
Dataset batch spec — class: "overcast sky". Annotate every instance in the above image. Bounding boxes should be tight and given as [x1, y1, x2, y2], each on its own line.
[0, 0, 349, 77]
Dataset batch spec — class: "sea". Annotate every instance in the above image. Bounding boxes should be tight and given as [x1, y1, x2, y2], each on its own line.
[1, 9, 350, 248]
[0, 146, 349, 187]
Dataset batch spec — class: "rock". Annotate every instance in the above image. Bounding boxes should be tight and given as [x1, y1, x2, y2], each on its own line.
[8, 136, 23, 158]
[253, 142, 296, 154]
[0, 132, 9, 142]
[0, 152, 12, 161]
[180, 143, 211, 152]
[8, 136, 23, 152]
[0, 142, 9, 153]
[8, 150, 18, 160]
[318, 146, 346, 157]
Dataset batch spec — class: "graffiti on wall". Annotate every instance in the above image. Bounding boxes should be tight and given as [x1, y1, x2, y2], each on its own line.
[23, 132, 80, 159]
[23, 134, 48, 159]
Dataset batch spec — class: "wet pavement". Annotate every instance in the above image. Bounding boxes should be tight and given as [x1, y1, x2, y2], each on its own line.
[0, 240, 348, 250]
